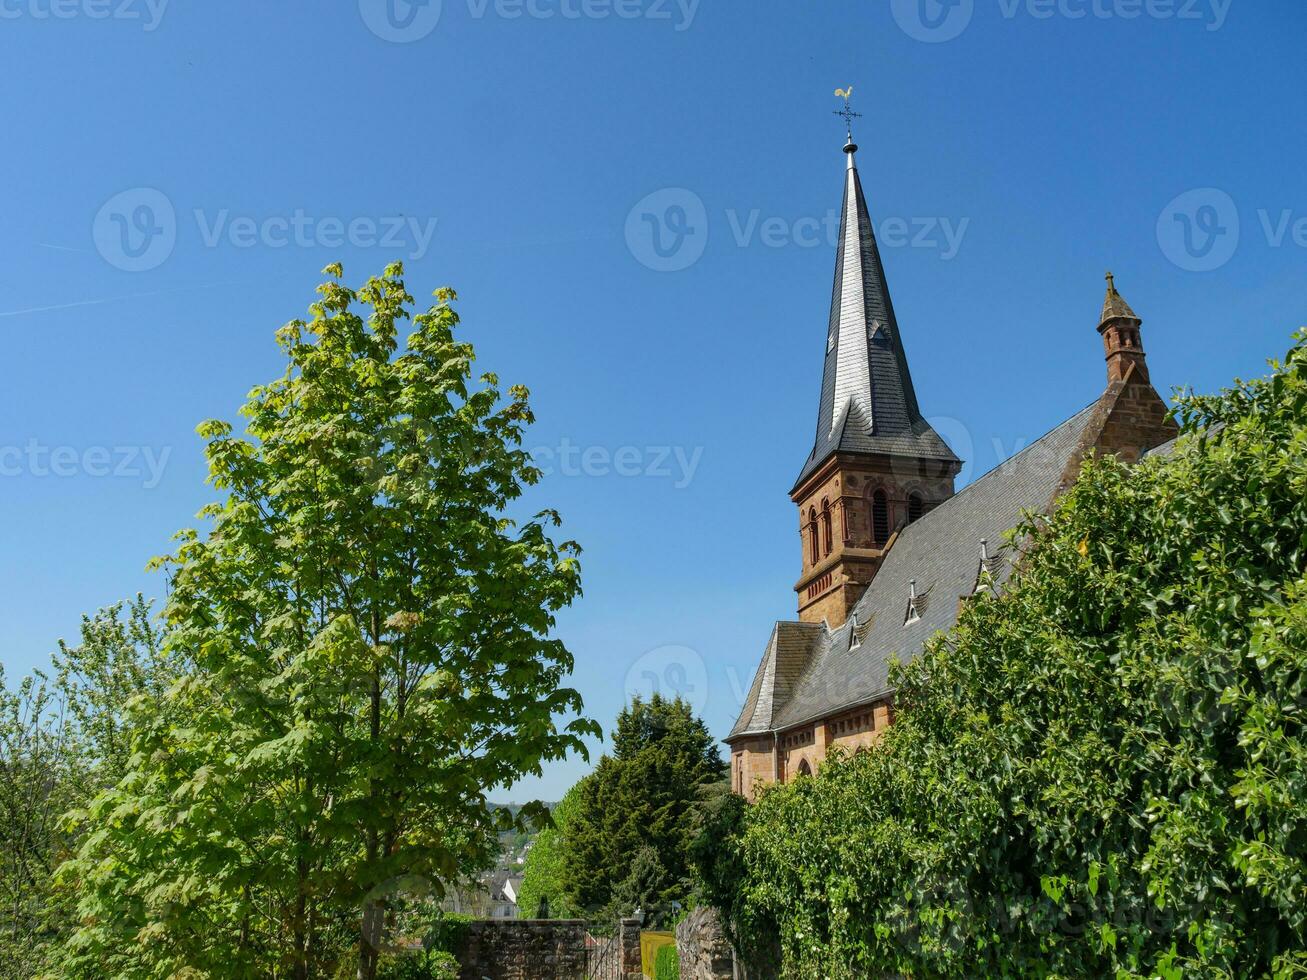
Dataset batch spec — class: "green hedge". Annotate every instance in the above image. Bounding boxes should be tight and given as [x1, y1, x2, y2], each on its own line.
[653, 943, 680, 980]
[699, 332, 1307, 978]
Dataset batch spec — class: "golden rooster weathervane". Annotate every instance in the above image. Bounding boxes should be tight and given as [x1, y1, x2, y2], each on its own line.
[833, 86, 861, 140]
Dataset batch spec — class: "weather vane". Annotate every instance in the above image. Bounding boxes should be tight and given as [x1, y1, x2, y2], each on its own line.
[833, 86, 861, 140]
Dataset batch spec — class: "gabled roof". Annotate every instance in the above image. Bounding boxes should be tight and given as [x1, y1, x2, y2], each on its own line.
[731, 399, 1102, 740]
[795, 142, 959, 490]
[728, 621, 825, 739]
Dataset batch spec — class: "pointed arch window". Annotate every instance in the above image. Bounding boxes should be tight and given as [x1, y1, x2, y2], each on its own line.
[908, 492, 924, 524]
[796, 759, 812, 778]
[872, 489, 889, 545]
[807, 508, 819, 565]
[820, 499, 833, 556]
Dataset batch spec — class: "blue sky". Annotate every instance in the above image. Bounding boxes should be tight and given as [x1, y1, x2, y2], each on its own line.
[1, 0, 1303, 800]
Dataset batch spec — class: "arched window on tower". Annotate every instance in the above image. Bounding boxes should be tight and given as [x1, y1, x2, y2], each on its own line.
[820, 499, 833, 556]
[872, 489, 889, 545]
[908, 492, 924, 524]
[807, 508, 819, 565]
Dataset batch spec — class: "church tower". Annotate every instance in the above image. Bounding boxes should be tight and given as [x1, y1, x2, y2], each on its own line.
[791, 127, 961, 627]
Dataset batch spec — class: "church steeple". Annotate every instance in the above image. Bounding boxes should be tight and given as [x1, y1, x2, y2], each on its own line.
[794, 120, 958, 491]
[790, 104, 961, 628]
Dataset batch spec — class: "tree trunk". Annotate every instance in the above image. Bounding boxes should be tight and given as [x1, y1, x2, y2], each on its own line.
[357, 898, 384, 980]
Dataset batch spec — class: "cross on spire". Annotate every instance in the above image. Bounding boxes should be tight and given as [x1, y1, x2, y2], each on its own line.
[833, 86, 861, 140]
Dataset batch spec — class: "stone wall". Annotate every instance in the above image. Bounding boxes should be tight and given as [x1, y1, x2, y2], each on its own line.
[453, 919, 587, 980]
[453, 917, 644, 980]
[675, 907, 735, 980]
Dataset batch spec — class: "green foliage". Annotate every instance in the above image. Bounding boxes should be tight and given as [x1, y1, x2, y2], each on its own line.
[611, 846, 677, 928]
[653, 942, 680, 980]
[52, 264, 597, 979]
[419, 911, 472, 956]
[561, 695, 726, 926]
[0, 597, 168, 979]
[517, 783, 584, 920]
[706, 332, 1307, 978]
[374, 949, 458, 980]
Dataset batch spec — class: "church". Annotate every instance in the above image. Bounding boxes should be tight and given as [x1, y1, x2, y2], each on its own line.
[726, 128, 1178, 801]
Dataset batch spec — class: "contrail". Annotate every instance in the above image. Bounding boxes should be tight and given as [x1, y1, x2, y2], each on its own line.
[0, 297, 116, 318]
[0, 280, 245, 319]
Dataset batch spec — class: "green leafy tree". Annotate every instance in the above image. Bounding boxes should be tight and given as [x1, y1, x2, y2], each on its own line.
[516, 784, 584, 920]
[55, 264, 597, 979]
[0, 670, 84, 978]
[702, 332, 1307, 978]
[0, 597, 170, 979]
[562, 695, 725, 925]
[611, 846, 676, 927]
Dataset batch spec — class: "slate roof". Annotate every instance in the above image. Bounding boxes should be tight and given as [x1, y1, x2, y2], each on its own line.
[731, 399, 1102, 739]
[794, 143, 959, 490]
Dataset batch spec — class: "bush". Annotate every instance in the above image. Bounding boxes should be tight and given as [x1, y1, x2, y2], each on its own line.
[653, 943, 680, 980]
[704, 332, 1307, 978]
[375, 949, 459, 980]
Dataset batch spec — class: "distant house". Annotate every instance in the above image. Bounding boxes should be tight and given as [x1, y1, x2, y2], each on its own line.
[442, 870, 524, 919]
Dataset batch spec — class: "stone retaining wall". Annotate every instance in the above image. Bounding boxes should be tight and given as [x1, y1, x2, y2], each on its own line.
[453, 919, 587, 980]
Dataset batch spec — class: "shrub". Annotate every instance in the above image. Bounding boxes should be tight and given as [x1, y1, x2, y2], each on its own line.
[703, 332, 1307, 978]
[653, 943, 680, 980]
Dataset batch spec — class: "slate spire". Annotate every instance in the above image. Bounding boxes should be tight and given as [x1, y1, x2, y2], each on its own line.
[794, 133, 958, 489]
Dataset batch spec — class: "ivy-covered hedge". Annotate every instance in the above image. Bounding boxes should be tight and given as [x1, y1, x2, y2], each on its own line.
[700, 332, 1307, 978]
[653, 943, 680, 980]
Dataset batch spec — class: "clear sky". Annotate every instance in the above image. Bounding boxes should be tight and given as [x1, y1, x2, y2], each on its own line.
[1, 0, 1304, 800]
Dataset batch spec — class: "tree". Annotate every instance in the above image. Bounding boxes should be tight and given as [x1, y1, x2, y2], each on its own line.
[560, 695, 725, 925]
[516, 784, 583, 921]
[0, 597, 169, 978]
[610, 846, 676, 928]
[702, 332, 1307, 978]
[55, 264, 597, 979]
